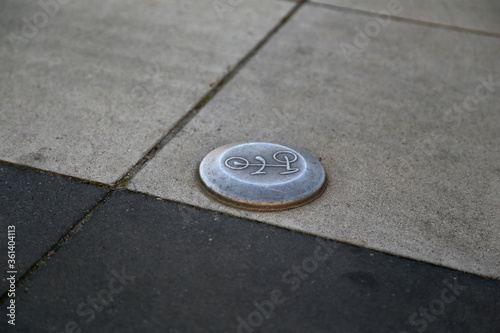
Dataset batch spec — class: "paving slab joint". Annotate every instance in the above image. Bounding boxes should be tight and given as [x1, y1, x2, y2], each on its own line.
[0, 0, 309, 301]
[0, 190, 116, 306]
[309, 1, 500, 38]
[115, 0, 308, 189]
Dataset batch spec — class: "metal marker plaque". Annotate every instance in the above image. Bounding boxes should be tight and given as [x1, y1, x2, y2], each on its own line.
[198, 142, 326, 211]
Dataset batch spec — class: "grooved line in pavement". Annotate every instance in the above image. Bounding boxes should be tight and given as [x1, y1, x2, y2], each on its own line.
[116, 0, 308, 188]
[0, 160, 112, 188]
[0, 0, 307, 304]
[0, 190, 116, 305]
[309, 1, 500, 38]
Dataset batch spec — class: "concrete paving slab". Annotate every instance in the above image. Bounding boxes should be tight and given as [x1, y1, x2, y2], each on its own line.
[7, 190, 500, 332]
[312, 0, 500, 35]
[0, 0, 293, 184]
[0, 163, 108, 294]
[129, 5, 500, 278]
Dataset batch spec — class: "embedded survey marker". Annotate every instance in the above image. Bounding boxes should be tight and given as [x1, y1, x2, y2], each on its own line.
[199, 142, 326, 211]
[1, 0, 499, 331]
[129, 5, 500, 278]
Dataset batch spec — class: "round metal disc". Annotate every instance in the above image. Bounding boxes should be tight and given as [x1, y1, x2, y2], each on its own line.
[198, 142, 326, 211]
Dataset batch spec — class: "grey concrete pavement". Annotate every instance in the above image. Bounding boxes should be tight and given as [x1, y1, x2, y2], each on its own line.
[0, 0, 293, 184]
[6, 190, 500, 333]
[129, 4, 500, 278]
[1, 1, 499, 331]
[313, 0, 500, 34]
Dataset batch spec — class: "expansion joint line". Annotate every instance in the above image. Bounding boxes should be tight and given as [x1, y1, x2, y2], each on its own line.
[0, 0, 307, 304]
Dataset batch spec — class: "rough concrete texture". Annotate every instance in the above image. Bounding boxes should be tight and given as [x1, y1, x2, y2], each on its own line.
[313, 0, 500, 34]
[129, 5, 500, 278]
[7, 190, 500, 333]
[0, 0, 293, 184]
